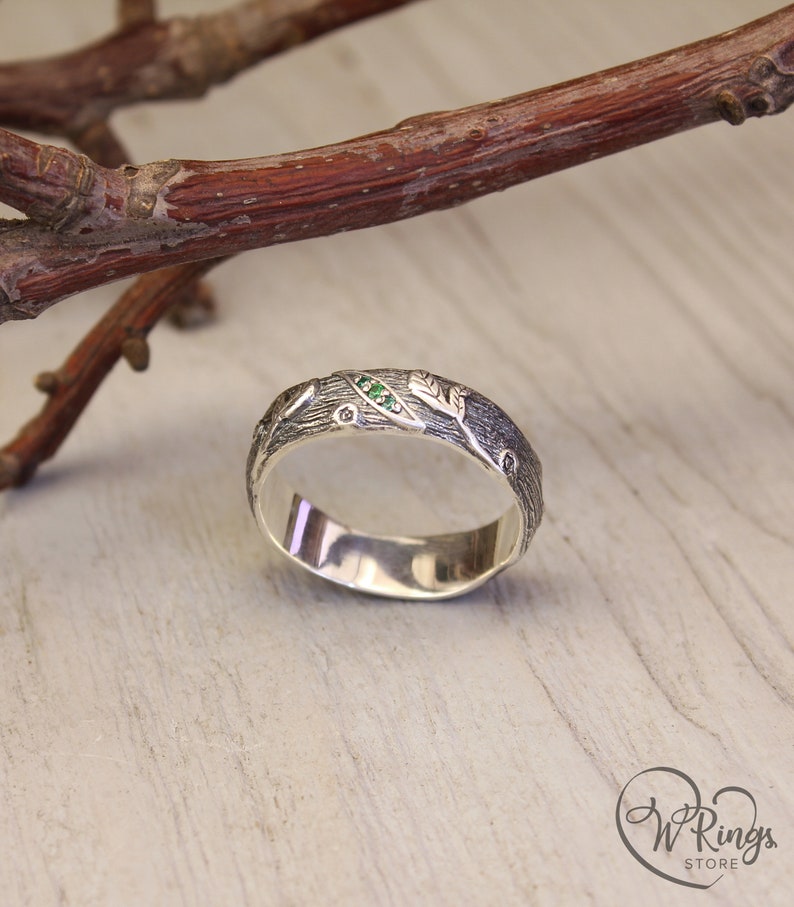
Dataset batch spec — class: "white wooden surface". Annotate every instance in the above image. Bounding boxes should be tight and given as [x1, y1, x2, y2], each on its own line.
[1, 1, 793, 904]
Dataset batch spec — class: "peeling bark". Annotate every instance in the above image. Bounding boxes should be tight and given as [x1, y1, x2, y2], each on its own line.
[1, 2, 794, 490]
[2, 5, 793, 323]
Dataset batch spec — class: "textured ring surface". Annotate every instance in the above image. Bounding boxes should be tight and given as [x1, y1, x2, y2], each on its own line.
[246, 368, 543, 599]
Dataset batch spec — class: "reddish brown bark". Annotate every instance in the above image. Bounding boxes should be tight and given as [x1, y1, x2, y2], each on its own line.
[0, 0, 419, 137]
[2, 3, 794, 491]
[2, 4, 793, 323]
[0, 0, 424, 490]
[0, 260, 222, 490]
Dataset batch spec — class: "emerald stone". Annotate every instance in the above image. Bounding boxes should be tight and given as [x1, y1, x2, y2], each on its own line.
[356, 375, 370, 388]
[368, 383, 384, 400]
[382, 395, 396, 411]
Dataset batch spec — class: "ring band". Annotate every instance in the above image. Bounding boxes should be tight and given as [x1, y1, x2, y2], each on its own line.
[246, 368, 543, 599]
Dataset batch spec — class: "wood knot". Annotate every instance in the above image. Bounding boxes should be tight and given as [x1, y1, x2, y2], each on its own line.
[715, 90, 748, 125]
[0, 452, 21, 489]
[119, 0, 157, 30]
[124, 159, 181, 219]
[34, 371, 60, 395]
[31, 146, 97, 230]
[121, 336, 150, 371]
[718, 43, 794, 124]
[748, 48, 794, 115]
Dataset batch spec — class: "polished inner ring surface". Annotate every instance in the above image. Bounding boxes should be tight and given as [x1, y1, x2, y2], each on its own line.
[247, 369, 543, 600]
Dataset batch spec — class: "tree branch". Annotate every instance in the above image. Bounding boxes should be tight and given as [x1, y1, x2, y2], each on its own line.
[2, 4, 793, 490]
[0, 0, 420, 139]
[0, 259, 222, 490]
[0, 0, 424, 488]
[2, 4, 793, 324]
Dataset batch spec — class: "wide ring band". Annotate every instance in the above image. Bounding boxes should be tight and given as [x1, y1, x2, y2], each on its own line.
[246, 368, 543, 599]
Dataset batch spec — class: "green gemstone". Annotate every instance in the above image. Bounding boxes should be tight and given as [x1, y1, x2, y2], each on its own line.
[356, 375, 370, 388]
[368, 383, 384, 400]
[382, 395, 396, 411]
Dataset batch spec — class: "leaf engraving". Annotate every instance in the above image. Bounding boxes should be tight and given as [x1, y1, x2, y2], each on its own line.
[408, 369, 466, 419]
[408, 369, 496, 468]
[447, 383, 467, 419]
[335, 371, 424, 429]
[281, 379, 320, 420]
[263, 378, 319, 448]
[408, 369, 443, 406]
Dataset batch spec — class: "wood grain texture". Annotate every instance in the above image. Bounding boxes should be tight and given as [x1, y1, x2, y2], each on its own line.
[1, 1, 792, 904]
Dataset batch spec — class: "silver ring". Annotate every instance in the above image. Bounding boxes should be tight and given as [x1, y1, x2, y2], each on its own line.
[246, 368, 543, 599]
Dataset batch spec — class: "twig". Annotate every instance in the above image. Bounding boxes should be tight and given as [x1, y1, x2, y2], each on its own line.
[2, 4, 793, 323]
[0, 0, 420, 139]
[0, 259, 222, 490]
[1, 4, 793, 489]
[0, 0, 420, 484]
[119, 0, 157, 31]
[0, 1, 425, 489]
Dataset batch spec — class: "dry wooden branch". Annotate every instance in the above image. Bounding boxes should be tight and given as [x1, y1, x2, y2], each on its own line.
[0, 0, 419, 140]
[0, 0, 422, 490]
[0, 259, 221, 490]
[2, 5, 793, 324]
[1, 3, 793, 491]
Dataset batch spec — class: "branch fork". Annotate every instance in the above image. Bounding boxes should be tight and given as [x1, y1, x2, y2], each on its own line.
[1, 1, 794, 491]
